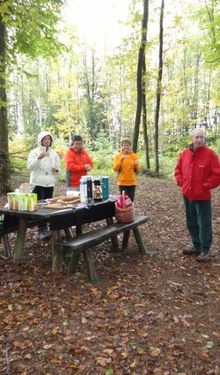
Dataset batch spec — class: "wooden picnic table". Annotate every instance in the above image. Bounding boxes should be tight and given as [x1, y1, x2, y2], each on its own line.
[0, 197, 119, 272]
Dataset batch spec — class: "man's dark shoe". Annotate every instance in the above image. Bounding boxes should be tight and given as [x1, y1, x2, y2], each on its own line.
[196, 253, 210, 262]
[182, 248, 200, 255]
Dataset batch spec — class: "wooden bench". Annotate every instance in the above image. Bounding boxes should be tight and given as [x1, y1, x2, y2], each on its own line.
[54, 215, 149, 282]
[0, 217, 47, 258]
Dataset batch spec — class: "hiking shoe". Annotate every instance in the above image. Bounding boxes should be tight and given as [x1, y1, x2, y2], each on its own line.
[196, 253, 210, 262]
[183, 248, 200, 255]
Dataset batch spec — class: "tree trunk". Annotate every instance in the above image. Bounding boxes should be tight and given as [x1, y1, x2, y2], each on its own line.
[142, 57, 150, 169]
[154, 0, 164, 173]
[0, 17, 10, 193]
[132, 0, 149, 153]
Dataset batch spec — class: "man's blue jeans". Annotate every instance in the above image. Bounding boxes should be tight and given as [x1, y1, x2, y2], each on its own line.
[183, 196, 212, 254]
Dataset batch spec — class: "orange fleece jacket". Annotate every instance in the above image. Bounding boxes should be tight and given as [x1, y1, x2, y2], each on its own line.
[113, 151, 140, 186]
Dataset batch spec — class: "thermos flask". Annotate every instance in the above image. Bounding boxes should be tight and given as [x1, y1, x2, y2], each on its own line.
[101, 176, 109, 200]
[87, 176, 93, 204]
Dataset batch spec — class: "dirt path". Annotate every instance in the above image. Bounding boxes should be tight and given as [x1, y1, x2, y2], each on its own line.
[0, 177, 220, 374]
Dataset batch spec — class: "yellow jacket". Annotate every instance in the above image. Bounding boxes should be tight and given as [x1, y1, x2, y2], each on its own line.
[113, 151, 141, 186]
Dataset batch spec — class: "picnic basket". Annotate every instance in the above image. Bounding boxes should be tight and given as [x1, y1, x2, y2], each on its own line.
[115, 191, 135, 223]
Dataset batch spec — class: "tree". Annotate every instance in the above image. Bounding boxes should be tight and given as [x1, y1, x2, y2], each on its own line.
[0, 16, 8, 192]
[79, 48, 109, 145]
[154, 0, 164, 173]
[0, 0, 65, 192]
[142, 51, 150, 169]
[132, 0, 149, 153]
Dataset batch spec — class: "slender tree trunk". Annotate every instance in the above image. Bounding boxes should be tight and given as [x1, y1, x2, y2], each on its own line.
[132, 0, 149, 152]
[0, 16, 10, 193]
[154, 0, 164, 173]
[142, 57, 150, 169]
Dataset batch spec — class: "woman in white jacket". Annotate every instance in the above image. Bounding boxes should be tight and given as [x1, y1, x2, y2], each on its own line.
[27, 131, 60, 238]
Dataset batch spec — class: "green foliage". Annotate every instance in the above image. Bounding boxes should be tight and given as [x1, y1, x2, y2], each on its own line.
[0, 0, 66, 64]
[9, 136, 31, 178]
[89, 131, 115, 175]
[159, 156, 177, 180]
[196, 0, 220, 65]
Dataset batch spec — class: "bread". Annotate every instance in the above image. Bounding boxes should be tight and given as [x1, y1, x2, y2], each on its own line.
[61, 196, 79, 202]
[50, 195, 80, 204]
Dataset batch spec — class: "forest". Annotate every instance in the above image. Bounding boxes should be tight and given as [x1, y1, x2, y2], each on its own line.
[0, 0, 220, 191]
[1, 1, 220, 374]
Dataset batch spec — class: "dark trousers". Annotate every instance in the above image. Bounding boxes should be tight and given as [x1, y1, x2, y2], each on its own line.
[32, 186, 54, 230]
[119, 186, 136, 202]
[33, 186, 54, 201]
[183, 196, 212, 254]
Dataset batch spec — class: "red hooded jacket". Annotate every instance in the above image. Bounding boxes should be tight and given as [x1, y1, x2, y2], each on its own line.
[65, 147, 93, 187]
[174, 145, 220, 201]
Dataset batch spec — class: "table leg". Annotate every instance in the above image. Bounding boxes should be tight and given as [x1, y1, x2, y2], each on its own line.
[52, 230, 63, 272]
[70, 224, 83, 269]
[106, 217, 120, 251]
[14, 218, 27, 261]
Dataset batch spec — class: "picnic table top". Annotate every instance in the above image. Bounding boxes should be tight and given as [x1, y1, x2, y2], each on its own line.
[0, 196, 118, 230]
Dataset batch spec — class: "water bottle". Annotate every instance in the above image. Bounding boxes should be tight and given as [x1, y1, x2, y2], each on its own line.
[80, 176, 87, 203]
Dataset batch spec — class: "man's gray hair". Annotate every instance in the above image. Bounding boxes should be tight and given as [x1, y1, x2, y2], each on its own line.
[190, 128, 205, 139]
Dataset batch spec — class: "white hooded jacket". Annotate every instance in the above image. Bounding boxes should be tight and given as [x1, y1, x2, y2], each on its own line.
[27, 131, 60, 192]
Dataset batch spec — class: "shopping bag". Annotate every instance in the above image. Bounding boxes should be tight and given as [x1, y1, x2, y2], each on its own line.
[115, 191, 135, 223]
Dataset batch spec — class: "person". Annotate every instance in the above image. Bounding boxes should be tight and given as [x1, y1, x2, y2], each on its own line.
[27, 131, 60, 239]
[113, 138, 141, 202]
[64, 135, 93, 191]
[174, 128, 220, 262]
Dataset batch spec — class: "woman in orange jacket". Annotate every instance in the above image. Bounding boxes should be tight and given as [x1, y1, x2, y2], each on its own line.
[113, 138, 141, 201]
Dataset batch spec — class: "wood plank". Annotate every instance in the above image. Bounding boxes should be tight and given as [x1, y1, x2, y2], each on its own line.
[57, 216, 148, 252]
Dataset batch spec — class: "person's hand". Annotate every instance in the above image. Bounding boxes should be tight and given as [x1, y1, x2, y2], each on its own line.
[134, 160, 139, 166]
[85, 164, 92, 171]
[38, 152, 48, 160]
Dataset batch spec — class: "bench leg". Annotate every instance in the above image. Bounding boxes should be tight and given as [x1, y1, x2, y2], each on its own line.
[83, 249, 98, 282]
[122, 230, 130, 250]
[133, 227, 148, 254]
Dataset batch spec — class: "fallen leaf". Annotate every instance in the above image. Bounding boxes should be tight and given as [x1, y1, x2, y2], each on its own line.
[149, 347, 161, 357]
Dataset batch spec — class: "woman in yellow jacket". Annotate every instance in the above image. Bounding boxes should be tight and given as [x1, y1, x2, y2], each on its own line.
[113, 138, 141, 201]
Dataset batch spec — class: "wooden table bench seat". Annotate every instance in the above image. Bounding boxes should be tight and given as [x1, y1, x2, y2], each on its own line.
[0, 216, 47, 258]
[54, 215, 149, 282]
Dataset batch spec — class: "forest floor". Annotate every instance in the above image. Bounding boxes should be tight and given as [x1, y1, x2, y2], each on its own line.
[0, 176, 220, 375]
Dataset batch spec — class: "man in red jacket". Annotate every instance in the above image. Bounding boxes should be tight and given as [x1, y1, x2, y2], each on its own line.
[65, 135, 93, 190]
[174, 128, 220, 262]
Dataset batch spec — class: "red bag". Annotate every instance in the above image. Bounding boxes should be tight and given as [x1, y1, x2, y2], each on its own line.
[115, 191, 135, 223]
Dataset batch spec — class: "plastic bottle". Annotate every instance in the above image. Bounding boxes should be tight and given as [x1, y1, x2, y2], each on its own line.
[80, 176, 87, 203]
